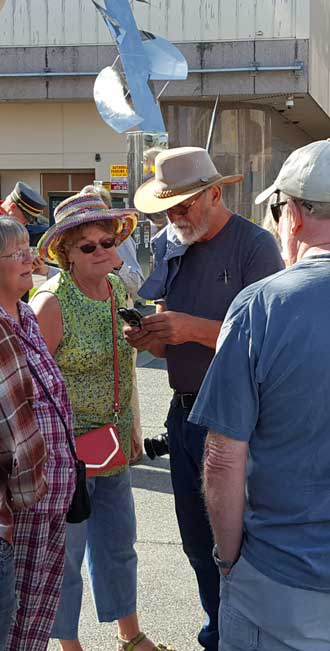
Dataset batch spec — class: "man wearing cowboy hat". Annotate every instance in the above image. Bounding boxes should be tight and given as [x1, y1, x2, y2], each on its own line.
[189, 138, 330, 650]
[125, 147, 284, 651]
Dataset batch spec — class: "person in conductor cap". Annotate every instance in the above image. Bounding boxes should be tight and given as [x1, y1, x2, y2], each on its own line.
[0, 181, 47, 225]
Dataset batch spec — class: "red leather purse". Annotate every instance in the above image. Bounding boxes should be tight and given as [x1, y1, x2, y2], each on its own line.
[76, 281, 127, 477]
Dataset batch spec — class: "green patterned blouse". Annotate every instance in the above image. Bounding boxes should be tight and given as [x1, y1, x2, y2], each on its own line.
[34, 271, 133, 476]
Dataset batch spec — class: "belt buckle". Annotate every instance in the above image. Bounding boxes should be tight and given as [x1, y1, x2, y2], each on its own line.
[180, 393, 194, 409]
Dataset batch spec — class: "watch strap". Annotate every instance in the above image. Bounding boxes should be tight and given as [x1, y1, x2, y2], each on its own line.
[212, 544, 235, 570]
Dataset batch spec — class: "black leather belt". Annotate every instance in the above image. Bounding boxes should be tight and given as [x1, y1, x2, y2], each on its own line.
[173, 391, 197, 410]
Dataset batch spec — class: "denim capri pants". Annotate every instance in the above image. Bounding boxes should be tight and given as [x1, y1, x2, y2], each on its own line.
[51, 469, 137, 640]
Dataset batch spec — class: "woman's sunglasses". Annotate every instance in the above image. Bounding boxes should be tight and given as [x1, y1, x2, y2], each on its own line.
[76, 238, 116, 254]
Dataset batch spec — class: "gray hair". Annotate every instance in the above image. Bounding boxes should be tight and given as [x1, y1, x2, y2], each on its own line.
[281, 193, 330, 220]
[0, 217, 28, 255]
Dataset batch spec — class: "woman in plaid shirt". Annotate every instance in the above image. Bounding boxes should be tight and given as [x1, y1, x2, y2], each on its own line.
[0, 218, 76, 651]
[0, 316, 47, 651]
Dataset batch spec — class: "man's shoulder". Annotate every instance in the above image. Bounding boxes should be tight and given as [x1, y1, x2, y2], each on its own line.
[231, 213, 275, 240]
[208, 214, 278, 254]
[225, 265, 290, 323]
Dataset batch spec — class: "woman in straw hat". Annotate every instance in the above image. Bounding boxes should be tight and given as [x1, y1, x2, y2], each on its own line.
[30, 193, 173, 651]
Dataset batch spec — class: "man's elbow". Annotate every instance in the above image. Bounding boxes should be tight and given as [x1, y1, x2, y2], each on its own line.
[204, 432, 247, 473]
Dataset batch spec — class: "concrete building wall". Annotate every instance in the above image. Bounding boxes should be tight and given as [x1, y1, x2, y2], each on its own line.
[309, 0, 330, 119]
[0, 98, 311, 220]
[0, 101, 127, 176]
[0, 0, 310, 47]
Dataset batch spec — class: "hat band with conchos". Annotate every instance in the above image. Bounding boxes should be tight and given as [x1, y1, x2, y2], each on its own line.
[153, 175, 223, 199]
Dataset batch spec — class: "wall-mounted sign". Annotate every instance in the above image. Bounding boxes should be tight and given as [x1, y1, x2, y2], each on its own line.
[110, 164, 128, 192]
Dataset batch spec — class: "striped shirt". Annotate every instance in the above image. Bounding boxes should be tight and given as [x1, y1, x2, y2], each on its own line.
[0, 303, 76, 515]
[0, 318, 47, 544]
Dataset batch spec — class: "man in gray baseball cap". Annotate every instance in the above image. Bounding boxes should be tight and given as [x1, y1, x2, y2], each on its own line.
[189, 139, 330, 650]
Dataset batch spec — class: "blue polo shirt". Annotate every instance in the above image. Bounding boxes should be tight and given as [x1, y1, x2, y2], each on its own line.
[190, 255, 330, 591]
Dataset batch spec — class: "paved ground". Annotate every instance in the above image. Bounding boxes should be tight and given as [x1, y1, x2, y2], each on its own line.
[47, 358, 204, 651]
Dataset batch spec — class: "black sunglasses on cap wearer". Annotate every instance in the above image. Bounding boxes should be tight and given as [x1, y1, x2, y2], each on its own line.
[270, 192, 288, 224]
[76, 238, 116, 254]
[270, 192, 314, 224]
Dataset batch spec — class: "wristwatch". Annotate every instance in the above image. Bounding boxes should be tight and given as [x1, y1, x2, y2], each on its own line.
[113, 261, 124, 272]
[212, 544, 235, 572]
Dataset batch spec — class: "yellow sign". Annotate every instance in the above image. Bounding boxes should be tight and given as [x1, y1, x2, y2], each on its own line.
[110, 165, 128, 177]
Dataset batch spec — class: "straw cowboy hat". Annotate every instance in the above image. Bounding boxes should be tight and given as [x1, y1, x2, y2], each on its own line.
[38, 192, 138, 262]
[134, 146, 243, 214]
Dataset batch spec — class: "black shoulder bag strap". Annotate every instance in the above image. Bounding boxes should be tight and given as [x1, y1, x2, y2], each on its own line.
[27, 361, 91, 523]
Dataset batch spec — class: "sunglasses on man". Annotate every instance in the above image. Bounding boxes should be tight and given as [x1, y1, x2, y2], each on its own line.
[270, 192, 313, 223]
[167, 190, 207, 218]
[270, 192, 288, 224]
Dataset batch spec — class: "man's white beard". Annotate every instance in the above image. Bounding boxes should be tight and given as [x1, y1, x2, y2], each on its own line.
[172, 216, 209, 245]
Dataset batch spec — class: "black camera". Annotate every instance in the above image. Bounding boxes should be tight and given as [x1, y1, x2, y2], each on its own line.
[144, 432, 169, 459]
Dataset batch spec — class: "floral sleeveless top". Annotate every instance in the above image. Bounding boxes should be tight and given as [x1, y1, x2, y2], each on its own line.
[34, 271, 133, 476]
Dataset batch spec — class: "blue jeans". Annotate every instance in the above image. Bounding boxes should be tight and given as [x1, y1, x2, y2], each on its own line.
[0, 538, 16, 651]
[220, 556, 330, 651]
[51, 470, 137, 640]
[167, 399, 219, 651]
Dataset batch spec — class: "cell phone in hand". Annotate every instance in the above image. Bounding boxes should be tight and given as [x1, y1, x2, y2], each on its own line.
[118, 307, 143, 329]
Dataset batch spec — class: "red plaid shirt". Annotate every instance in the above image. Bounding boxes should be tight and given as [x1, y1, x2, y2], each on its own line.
[0, 303, 76, 515]
[0, 318, 47, 544]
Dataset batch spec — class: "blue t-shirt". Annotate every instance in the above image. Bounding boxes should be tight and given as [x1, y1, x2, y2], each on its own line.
[190, 255, 330, 592]
[165, 214, 284, 392]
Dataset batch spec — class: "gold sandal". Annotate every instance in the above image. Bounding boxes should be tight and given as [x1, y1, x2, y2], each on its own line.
[117, 632, 175, 651]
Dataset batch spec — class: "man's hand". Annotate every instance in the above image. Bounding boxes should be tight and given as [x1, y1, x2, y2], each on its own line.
[142, 311, 194, 345]
[220, 567, 231, 577]
[123, 323, 166, 357]
[142, 311, 222, 348]
[124, 324, 157, 351]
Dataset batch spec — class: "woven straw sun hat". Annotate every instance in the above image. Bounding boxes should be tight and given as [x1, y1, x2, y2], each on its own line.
[134, 146, 243, 214]
[38, 192, 138, 262]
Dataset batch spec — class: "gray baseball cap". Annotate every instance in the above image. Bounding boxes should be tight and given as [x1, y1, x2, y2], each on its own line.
[255, 139, 330, 205]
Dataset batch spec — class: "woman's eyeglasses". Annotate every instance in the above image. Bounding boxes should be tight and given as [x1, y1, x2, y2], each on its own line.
[76, 238, 116, 254]
[0, 247, 33, 262]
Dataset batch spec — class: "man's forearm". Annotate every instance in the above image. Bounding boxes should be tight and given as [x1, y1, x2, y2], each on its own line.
[188, 316, 222, 349]
[147, 339, 167, 358]
[203, 432, 247, 562]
